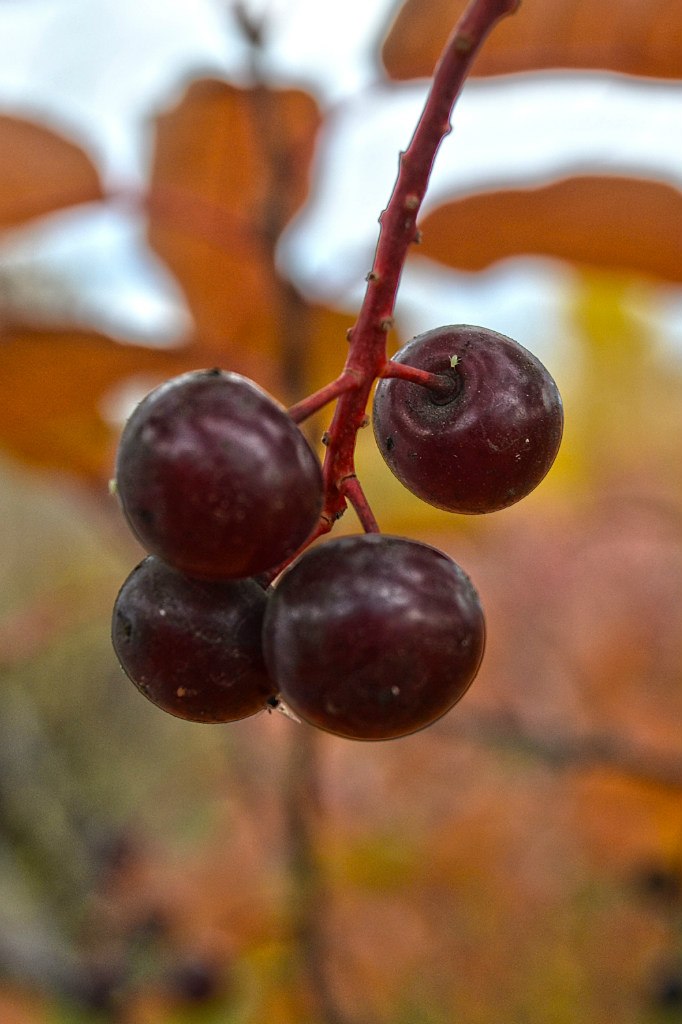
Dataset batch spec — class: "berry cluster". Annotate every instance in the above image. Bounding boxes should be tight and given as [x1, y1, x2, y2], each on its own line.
[112, 324, 562, 741]
[111, 0, 556, 742]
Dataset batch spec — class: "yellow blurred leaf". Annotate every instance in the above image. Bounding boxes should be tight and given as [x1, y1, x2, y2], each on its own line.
[322, 834, 418, 891]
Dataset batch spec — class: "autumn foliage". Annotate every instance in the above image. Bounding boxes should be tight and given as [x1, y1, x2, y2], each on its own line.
[1, 1, 681, 1022]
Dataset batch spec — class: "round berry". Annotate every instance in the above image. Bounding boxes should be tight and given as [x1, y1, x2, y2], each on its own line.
[115, 369, 323, 580]
[112, 556, 276, 722]
[373, 325, 563, 514]
[262, 534, 485, 741]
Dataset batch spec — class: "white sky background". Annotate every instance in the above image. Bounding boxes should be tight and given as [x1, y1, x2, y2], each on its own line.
[0, 0, 681, 362]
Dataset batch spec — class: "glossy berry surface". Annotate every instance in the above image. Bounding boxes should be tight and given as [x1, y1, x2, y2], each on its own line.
[112, 556, 276, 722]
[115, 369, 323, 580]
[262, 534, 485, 740]
[373, 325, 563, 514]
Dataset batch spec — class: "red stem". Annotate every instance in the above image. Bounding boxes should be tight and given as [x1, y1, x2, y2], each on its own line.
[287, 371, 358, 423]
[379, 359, 456, 399]
[339, 475, 381, 533]
[318, 0, 520, 527]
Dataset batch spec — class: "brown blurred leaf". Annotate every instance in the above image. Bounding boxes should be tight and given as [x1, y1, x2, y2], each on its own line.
[382, 0, 682, 80]
[0, 329, 212, 480]
[147, 78, 320, 381]
[0, 306, 353, 483]
[0, 310, 349, 481]
[418, 176, 682, 283]
[0, 116, 103, 229]
[0, 80, 327, 482]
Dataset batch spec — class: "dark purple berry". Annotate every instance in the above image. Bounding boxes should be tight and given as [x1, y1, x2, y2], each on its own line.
[262, 534, 485, 740]
[115, 369, 323, 580]
[373, 325, 563, 514]
[112, 556, 276, 722]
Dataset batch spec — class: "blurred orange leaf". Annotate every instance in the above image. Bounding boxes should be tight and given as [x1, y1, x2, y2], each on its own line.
[573, 768, 682, 872]
[147, 78, 320, 380]
[418, 175, 682, 282]
[0, 115, 103, 229]
[0, 309, 350, 481]
[382, 0, 682, 81]
[0, 329, 213, 480]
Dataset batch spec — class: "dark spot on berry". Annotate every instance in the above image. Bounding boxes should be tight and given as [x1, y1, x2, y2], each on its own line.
[136, 506, 154, 526]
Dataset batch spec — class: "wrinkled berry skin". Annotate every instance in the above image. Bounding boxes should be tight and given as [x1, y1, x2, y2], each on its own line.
[262, 534, 485, 741]
[373, 325, 563, 514]
[115, 369, 323, 580]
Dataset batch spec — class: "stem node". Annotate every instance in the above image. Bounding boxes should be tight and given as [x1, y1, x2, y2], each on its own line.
[339, 475, 380, 534]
